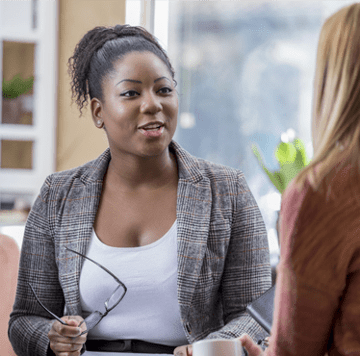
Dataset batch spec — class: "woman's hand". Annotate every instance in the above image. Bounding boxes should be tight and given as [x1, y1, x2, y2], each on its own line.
[48, 315, 87, 356]
[174, 344, 193, 356]
[239, 334, 264, 356]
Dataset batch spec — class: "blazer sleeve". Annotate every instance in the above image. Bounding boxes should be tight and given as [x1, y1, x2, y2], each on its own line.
[204, 172, 272, 342]
[8, 175, 64, 356]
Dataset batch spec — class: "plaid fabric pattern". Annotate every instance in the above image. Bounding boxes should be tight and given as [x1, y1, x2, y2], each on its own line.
[9, 141, 271, 356]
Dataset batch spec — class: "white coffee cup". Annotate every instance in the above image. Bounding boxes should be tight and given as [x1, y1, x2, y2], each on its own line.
[192, 338, 243, 356]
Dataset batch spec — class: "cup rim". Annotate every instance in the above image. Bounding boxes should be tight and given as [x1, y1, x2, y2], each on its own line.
[193, 338, 241, 345]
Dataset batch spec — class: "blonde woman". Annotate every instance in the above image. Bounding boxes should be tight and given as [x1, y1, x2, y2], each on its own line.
[241, 3, 360, 355]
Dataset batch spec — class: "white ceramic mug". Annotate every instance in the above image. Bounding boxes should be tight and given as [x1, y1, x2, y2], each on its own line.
[192, 338, 243, 356]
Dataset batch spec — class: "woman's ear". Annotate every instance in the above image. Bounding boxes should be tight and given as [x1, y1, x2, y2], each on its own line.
[91, 98, 104, 129]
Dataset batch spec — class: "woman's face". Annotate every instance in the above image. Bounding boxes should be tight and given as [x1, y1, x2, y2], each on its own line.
[91, 51, 178, 159]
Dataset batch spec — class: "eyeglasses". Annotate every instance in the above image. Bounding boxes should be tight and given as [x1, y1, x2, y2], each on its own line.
[29, 246, 127, 336]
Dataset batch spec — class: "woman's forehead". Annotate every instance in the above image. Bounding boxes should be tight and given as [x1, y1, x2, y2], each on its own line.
[110, 51, 173, 80]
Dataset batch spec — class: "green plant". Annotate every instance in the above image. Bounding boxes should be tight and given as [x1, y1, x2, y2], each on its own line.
[2, 74, 34, 100]
[252, 138, 311, 194]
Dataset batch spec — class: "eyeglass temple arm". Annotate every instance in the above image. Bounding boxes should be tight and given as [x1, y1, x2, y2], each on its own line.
[29, 248, 127, 333]
[65, 247, 127, 334]
[28, 283, 68, 325]
[65, 246, 127, 292]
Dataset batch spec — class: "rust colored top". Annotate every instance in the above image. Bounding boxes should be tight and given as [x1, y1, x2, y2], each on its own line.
[0, 234, 19, 356]
[267, 166, 360, 356]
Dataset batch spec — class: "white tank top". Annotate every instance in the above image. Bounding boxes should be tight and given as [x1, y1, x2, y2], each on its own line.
[79, 220, 188, 347]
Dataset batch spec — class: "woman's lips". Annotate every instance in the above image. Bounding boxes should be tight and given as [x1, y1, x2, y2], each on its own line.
[138, 125, 165, 138]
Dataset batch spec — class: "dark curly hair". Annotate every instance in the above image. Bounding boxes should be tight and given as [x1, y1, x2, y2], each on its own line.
[68, 24, 176, 115]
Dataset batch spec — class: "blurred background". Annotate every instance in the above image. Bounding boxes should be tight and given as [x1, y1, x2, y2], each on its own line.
[0, 0, 354, 259]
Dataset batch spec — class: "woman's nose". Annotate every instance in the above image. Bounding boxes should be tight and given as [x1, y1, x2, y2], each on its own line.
[140, 92, 162, 114]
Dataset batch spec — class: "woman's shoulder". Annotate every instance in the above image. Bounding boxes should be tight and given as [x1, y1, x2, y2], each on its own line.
[34, 149, 110, 204]
[47, 149, 111, 186]
[197, 156, 244, 180]
[171, 141, 245, 183]
[283, 163, 360, 206]
[280, 164, 360, 253]
[279, 165, 360, 291]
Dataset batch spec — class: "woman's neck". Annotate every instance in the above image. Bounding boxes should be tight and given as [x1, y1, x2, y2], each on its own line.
[106, 147, 178, 190]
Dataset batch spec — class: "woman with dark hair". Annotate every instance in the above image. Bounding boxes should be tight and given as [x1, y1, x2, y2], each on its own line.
[240, 3, 360, 356]
[9, 25, 271, 356]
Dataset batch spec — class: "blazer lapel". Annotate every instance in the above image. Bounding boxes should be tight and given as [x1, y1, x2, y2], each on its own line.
[173, 142, 212, 322]
[58, 150, 110, 316]
[176, 179, 212, 319]
[64, 182, 103, 316]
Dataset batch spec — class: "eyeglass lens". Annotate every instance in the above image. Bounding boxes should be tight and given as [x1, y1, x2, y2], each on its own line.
[106, 284, 127, 310]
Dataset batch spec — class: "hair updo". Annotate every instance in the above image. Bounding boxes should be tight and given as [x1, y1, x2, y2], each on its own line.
[68, 24, 175, 115]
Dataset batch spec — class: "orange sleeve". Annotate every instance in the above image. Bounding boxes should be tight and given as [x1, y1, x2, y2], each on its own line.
[265, 180, 355, 356]
[0, 234, 19, 356]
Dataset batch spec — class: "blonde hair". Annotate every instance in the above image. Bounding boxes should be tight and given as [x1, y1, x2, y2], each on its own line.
[296, 3, 360, 190]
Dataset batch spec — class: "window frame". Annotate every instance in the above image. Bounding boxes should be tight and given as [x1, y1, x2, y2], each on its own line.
[0, 1, 57, 206]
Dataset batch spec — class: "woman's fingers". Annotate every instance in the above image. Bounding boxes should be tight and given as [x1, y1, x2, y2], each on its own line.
[174, 344, 193, 356]
[54, 352, 81, 356]
[65, 315, 88, 337]
[239, 334, 264, 356]
[51, 316, 87, 338]
[49, 339, 83, 352]
[48, 315, 87, 355]
[48, 335, 85, 348]
[51, 322, 81, 338]
[263, 337, 270, 348]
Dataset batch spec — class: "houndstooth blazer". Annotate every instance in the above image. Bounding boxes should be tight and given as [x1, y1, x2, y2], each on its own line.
[9, 141, 271, 356]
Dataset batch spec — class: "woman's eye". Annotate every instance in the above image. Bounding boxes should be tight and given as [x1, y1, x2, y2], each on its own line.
[121, 90, 139, 97]
[158, 87, 173, 94]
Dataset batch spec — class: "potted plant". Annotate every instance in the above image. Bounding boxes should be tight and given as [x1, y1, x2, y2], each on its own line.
[2, 74, 34, 125]
[251, 131, 311, 194]
[2, 74, 34, 100]
[252, 130, 311, 281]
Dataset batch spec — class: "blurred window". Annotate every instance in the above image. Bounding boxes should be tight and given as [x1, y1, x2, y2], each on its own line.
[0, 1, 57, 214]
[162, 1, 353, 255]
[1, 140, 33, 170]
[2, 42, 34, 126]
